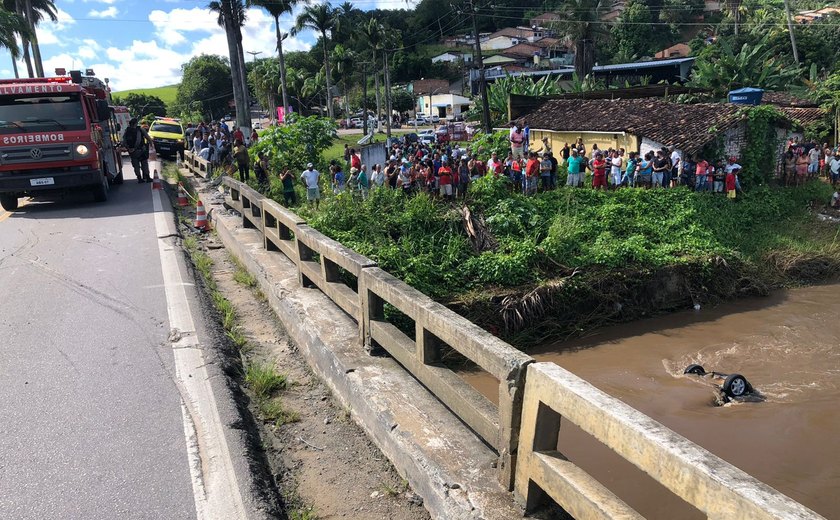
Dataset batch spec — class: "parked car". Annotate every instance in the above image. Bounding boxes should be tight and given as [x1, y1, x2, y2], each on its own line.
[408, 117, 430, 126]
[350, 118, 363, 127]
[430, 115, 441, 123]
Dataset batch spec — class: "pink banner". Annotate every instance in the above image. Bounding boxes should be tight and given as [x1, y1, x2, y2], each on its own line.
[277, 106, 285, 124]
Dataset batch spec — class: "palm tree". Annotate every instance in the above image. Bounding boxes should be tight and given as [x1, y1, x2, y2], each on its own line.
[555, 0, 609, 78]
[208, 0, 251, 130]
[0, 8, 28, 78]
[285, 66, 306, 115]
[249, 59, 280, 119]
[302, 69, 327, 116]
[358, 18, 384, 129]
[333, 1, 356, 44]
[294, 3, 337, 118]
[332, 44, 355, 124]
[4, 0, 56, 77]
[248, 0, 297, 119]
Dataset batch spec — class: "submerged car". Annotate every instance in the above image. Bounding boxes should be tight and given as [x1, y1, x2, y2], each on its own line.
[684, 364, 754, 399]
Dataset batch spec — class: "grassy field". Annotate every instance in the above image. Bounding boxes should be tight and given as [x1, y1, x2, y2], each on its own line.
[112, 84, 179, 105]
[322, 130, 414, 164]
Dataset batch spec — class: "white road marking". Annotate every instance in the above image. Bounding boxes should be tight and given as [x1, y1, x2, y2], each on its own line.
[152, 187, 247, 520]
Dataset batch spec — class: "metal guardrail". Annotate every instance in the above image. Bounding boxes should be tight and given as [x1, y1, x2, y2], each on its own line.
[186, 172, 825, 518]
[515, 362, 825, 519]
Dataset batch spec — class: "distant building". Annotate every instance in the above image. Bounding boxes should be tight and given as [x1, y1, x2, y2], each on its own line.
[416, 93, 473, 120]
[431, 52, 473, 64]
[655, 43, 691, 59]
[795, 6, 840, 23]
[510, 89, 827, 174]
[529, 12, 562, 27]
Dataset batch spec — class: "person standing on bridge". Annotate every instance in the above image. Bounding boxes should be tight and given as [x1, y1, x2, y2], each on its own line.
[122, 118, 152, 183]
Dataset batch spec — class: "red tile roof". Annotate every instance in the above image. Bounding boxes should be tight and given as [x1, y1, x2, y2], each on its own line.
[516, 98, 744, 153]
[411, 79, 449, 95]
[762, 91, 819, 108]
[501, 43, 543, 59]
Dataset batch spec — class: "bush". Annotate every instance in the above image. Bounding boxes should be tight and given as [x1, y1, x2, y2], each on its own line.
[250, 116, 337, 176]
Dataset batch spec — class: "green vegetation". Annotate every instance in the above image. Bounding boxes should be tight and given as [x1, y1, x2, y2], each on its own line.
[258, 397, 300, 427]
[245, 361, 288, 399]
[113, 85, 179, 105]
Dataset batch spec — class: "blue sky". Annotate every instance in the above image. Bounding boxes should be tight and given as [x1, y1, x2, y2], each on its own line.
[0, 0, 414, 91]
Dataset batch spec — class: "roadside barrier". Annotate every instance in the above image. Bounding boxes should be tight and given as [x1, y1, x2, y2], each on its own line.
[194, 200, 209, 231]
[186, 170, 825, 519]
[183, 150, 213, 178]
[151, 169, 162, 191]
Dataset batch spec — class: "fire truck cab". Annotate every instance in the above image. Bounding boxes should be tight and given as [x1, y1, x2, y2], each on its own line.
[0, 71, 124, 211]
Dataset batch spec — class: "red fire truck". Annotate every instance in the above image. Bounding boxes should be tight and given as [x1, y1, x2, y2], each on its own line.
[0, 71, 124, 211]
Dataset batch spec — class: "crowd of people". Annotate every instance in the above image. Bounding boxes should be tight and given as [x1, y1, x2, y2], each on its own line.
[782, 138, 840, 187]
[287, 127, 753, 208]
[185, 121, 262, 185]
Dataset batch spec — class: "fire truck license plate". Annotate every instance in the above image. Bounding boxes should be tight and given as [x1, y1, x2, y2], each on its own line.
[30, 177, 55, 186]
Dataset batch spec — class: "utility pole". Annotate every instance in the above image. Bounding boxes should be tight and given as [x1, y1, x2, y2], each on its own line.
[359, 61, 370, 137]
[782, 0, 800, 65]
[466, 0, 492, 133]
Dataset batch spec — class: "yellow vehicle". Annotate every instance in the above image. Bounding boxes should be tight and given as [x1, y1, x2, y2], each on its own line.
[147, 117, 185, 159]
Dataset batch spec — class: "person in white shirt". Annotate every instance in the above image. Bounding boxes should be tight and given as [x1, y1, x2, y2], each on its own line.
[371, 164, 385, 188]
[829, 152, 840, 185]
[669, 148, 681, 188]
[300, 163, 321, 209]
[486, 152, 503, 176]
[609, 150, 622, 188]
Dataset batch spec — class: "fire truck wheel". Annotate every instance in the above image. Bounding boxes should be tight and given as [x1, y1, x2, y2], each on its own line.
[0, 194, 18, 211]
[113, 170, 124, 185]
[93, 175, 109, 203]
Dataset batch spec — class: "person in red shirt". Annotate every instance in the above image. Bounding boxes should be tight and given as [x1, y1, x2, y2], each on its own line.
[437, 160, 454, 200]
[591, 152, 607, 190]
[350, 148, 361, 171]
[525, 152, 540, 196]
[726, 168, 738, 199]
[233, 126, 245, 144]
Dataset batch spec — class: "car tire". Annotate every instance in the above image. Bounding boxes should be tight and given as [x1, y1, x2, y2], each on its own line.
[684, 364, 706, 376]
[0, 193, 19, 211]
[93, 173, 109, 203]
[722, 374, 750, 398]
[113, 169, 124, 185]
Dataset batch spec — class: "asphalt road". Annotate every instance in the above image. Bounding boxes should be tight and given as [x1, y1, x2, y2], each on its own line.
[0, 161, 266, 519]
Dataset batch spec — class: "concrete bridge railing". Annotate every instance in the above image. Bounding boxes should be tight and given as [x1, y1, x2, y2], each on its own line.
[184, 168, 824, 519]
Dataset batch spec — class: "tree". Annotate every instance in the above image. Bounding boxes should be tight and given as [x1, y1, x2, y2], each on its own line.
[332, 44, 355, 121]
[112, 93, 167, 118]
[285, 66, 307, 114]
[358, 18, 385, 127]
[208, 0, 251, 129]
[3, 0, 56, 77]
[390, 88, 415, 113]
[248, 58, 280, 118]
[552, 0, 610, 77]
[302, 69, 327, 116]
[0, 8, 28, 78]
[294, 3, 337, 118]
[609, 0, 654, 62]
[687, 37, 801, 97]
[248, 0, 298, 118]
[175, 55, 233, 121]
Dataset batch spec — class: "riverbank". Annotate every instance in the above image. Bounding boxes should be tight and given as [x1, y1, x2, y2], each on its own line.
[293, 177, 840, 348]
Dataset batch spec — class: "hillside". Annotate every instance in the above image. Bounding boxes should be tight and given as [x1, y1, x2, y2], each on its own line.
[112, 84, 179, 105]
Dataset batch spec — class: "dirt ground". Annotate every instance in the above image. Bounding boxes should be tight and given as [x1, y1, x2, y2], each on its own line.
[196, 232, 430, 520]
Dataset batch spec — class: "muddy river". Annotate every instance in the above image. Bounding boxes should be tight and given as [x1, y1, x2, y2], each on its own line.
[463, 284, 840, 518]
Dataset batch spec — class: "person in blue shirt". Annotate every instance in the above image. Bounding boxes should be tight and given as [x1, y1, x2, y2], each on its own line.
[523, 120, 531, 153]
[623, 152, 638, 187]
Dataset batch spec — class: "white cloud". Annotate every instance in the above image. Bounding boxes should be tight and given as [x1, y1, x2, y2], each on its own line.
[83, 0, 118, 4]
[37, 8, 76, 46]
[32, 6, 313, 91]
[88, 7, 118, 18]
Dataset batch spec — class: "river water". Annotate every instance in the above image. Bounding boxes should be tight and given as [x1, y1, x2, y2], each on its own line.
[463, 283, 840, 518]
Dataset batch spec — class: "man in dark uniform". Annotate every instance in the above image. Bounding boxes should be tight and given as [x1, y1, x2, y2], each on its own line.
[122, 118, 152, 183]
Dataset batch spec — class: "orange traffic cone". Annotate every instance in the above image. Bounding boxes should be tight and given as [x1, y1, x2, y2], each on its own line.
[177, 182, 189, 207]
[151, 169, 162, 191]
[194, 200, 209, 231]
